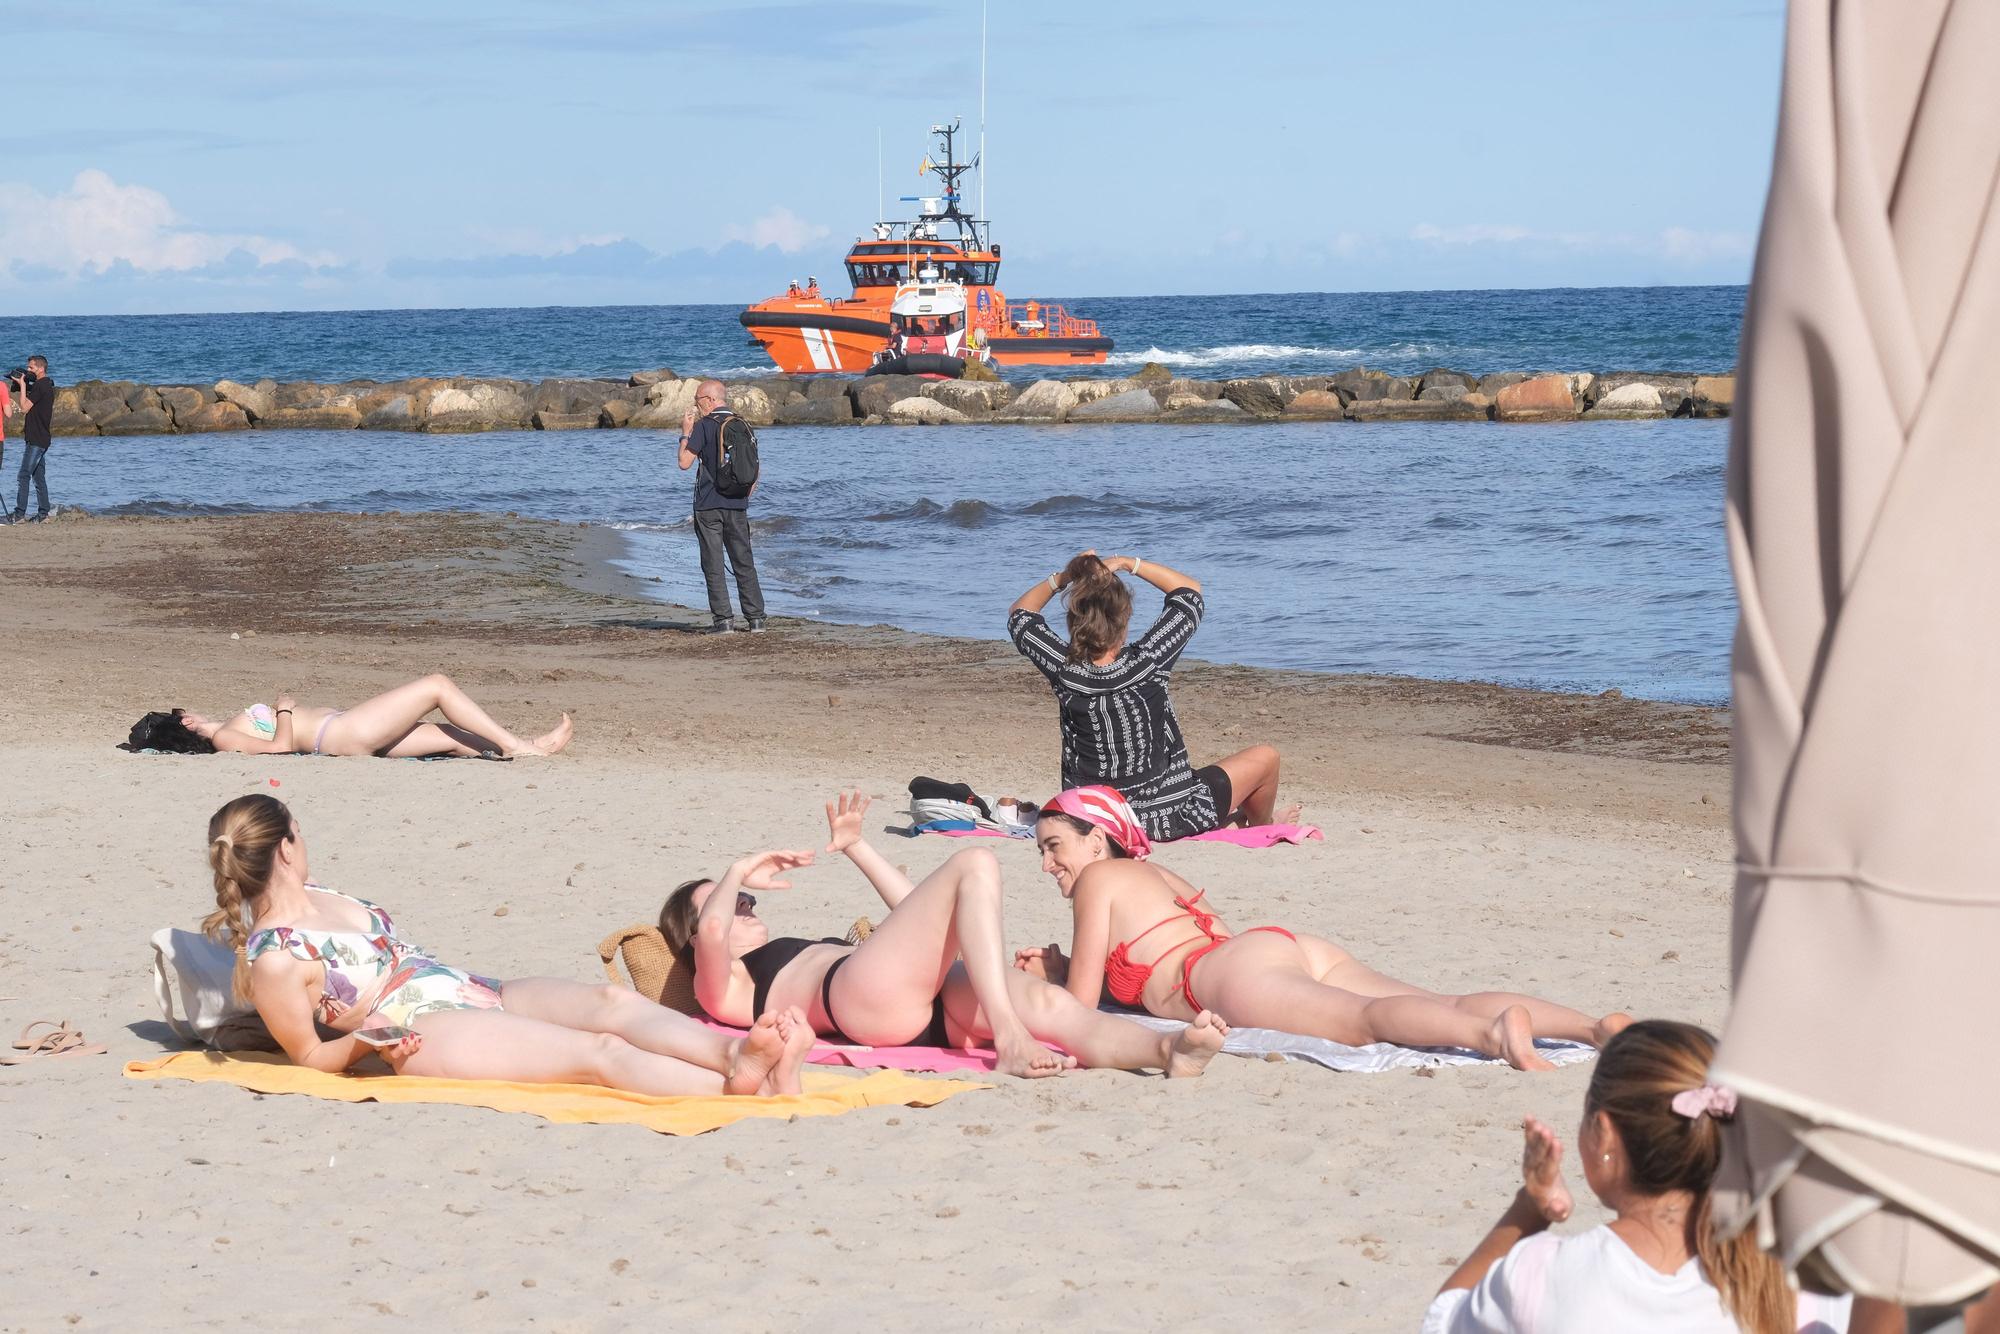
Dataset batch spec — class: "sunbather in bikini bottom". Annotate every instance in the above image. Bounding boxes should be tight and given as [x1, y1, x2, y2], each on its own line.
[820, 955, 953, 1049]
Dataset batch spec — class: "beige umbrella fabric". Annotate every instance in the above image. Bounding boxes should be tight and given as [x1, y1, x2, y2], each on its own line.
[1712, 0, 2000, 1306]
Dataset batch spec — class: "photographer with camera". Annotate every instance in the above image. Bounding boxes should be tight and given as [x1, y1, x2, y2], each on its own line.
[5, 356, 54, 524]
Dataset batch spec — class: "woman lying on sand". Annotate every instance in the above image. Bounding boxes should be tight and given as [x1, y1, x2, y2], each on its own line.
[1426, 1020, 1851, 1333]
[1015, 787, 1628, 1071]
[152, 672, 572, 758]
[205, 794, 811, 1096]
[657, 791, 1229, 1080]
[1009, 550, 1292, 842]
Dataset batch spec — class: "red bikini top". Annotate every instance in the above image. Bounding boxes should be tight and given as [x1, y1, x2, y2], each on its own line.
[1101, 890, 1225, 1006]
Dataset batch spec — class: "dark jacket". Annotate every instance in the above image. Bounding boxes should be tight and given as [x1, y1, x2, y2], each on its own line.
[22, 375, 53, 448]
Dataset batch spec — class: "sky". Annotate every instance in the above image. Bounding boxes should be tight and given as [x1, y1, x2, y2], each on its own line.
[0, 1, 1787, 315]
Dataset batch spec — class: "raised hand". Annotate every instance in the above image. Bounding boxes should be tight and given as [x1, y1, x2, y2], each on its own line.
[824, 790, 871, 854]
[1520, 1116, 1574, 1223]
[730, 848, 816, 891]
[1013, 943, 1069, 984]
[381, 1032, 424, 1071]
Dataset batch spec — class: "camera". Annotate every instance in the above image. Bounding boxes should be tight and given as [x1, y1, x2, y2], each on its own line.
[5, 368, 24, 383]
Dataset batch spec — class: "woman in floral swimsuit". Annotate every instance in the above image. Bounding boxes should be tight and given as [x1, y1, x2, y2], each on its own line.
[204, 794, 812, 1097]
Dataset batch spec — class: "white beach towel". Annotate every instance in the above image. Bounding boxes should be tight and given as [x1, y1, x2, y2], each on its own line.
[1108, 1009, 1596, 1074]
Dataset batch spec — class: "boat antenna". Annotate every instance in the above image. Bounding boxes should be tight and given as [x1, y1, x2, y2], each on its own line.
[876, 125, 883, 222]
[979, 0, 988, 225]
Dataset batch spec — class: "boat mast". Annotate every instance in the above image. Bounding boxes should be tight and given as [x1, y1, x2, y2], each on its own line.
[980, 0, 988, 226]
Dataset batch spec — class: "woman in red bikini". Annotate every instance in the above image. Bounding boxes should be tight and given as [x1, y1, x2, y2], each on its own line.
[1016, 786, 1630, 1071]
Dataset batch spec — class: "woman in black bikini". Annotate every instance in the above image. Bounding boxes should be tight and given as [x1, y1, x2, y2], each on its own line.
[657, 791, 1229, 1081]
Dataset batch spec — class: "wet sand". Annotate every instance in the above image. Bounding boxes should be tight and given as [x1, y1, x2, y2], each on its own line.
[0, 512, 1733, 1331]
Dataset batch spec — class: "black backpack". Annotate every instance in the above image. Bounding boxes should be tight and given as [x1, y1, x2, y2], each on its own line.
[710, 414, 761, 500]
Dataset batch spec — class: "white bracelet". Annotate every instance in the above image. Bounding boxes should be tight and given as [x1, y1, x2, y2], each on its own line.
[1131, 558, 1144, 578]
[1047, 574, 1061, 592]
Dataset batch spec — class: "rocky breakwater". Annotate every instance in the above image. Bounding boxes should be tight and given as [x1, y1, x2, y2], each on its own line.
[43, 363, 1733, 436]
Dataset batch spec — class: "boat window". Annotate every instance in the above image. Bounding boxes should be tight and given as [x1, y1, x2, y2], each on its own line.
[953, 262, 998, 286]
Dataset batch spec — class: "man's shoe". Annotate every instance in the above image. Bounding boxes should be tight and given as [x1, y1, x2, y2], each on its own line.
[701, 620, 735, 635]
[1, 512, 19, 525]
[746, 619, 767, 633]
[26, 513, 47, 524]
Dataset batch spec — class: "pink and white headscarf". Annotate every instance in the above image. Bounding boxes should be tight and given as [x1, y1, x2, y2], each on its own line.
[1046, 785, 1152, 860]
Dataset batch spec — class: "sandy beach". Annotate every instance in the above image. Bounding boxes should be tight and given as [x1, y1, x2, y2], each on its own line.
[0, 512, 1734, 1331]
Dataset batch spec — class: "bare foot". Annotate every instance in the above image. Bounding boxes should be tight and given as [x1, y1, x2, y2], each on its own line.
[993, 1027, 1073, 1079]
[1490, 1005, 1556, 1072]
[764, 1006, 816, 1096]
[724, 1012, 786, 1095]
[1275, 803, 1304, 825]
[1164, 1010, 1230, 1078]
[1592, 1012, 1633, 1047]
[1521, 1116, 1574, 1222]
[520, 713, 574, 757]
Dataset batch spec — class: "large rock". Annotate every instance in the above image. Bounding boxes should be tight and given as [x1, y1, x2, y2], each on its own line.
[958, 358, 1002, 383]
[884, 396, 969, 425]
[257, 405, 363, 430]
[214, 379, 276, 421]
[628, 367, 678, 387]
[1691, 375, 1735, 418]
[1156, 378, 1222, 411]
[1129, 361, 1173, 386]
[849, 374, 929, 420]
[726, 386, 775, 426]
[154, 386, 211, 423]
[1494, 374, 1578, 422]
[422, 382, 529, 432]
[359, 395, 419, 431]
[1286, 389, 1347, 417]
[95, 403, 177, 436]
[1585, 383, 1667, 419]
[531, 378, 615, 415]
[1589, 371, 1690, 406]
[1066, 378, 1127, 406]
[1418, 383, 1470, 402]
[804, 376, 852, 401]
[123, 384, 165, 412]
[1329, 369, 1415, 402]
[923, 380, 1014, 416]
[773, 395, 855, 425]
[272, 381, 355, 410]
[598, 399, 638, 429]
[50, 387, 96, 435]
[644, 377, 702, 414]
[77, 381, 131, 422]
[1161, 399, 1247, 422]
[178, 400, 252, 433]
[1010, 379, 1077, 420]
[532, 410, 599, 431]
[1219, 377, 1286, 416]
[1417, 368, 1478, 396]
[1069, 388, 1164, 421]
[1347, 397, 1475, 422]
[1476, 371, 1531, 397]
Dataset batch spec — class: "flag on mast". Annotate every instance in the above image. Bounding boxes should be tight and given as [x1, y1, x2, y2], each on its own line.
[918, 154, 934, 177]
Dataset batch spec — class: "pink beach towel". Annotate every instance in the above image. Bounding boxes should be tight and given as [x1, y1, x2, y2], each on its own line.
[926, 823, 1322, 849]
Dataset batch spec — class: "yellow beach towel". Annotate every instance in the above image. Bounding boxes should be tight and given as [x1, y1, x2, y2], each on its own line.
[124, 1052, 987, 1136]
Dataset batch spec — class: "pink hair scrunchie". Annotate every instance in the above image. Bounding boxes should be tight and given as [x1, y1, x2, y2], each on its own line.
[1047, 785, 1152, 860]
[1670, 1085, 1739, 1121]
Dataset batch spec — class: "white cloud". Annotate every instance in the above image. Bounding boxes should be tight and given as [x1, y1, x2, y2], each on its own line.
[1412, 222, 1533, 246]
[722, 206, 830, 254]
[0, 169, 337, 274]
[1660, 226, 1753, 264]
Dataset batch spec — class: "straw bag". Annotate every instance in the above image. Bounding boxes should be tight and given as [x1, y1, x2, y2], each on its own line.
[597, 918, 875, 1019]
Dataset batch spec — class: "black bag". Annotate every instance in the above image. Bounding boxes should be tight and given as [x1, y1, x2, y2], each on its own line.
[711, 414, 761, 500]
[125, 709, 215, 754]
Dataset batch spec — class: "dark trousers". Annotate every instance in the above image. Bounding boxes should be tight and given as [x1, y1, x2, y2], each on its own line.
[14, 443, 48, 517]
[693, 507, 764, 623]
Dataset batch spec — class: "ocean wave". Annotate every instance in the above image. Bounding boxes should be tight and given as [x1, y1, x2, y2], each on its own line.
[1020, 493, 1138, 518]
[1103, 343, 1364, 369]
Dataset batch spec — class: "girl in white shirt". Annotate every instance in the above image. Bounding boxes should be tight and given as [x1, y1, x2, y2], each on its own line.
[1424, 1020, 1851, 1334]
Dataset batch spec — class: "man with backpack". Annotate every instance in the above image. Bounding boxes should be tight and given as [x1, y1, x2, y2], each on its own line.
[677, 379, 767, 633]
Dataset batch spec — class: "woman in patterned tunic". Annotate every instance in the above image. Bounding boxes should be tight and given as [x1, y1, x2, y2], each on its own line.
[1008, 551, 1291, 842]
[203, 794, 813, 1097]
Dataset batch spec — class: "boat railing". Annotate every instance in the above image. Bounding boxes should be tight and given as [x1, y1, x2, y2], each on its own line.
[999, 301, 1101, 339]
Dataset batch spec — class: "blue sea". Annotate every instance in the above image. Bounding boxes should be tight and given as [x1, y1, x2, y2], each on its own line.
[4, 287, 1744, 704]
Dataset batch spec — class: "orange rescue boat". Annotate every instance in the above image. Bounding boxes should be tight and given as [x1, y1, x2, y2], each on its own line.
[740, 120, 1112, 372]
